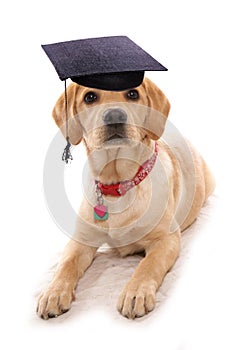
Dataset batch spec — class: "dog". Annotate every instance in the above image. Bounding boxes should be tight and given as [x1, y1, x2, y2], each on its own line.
[37, 77, 215, 319]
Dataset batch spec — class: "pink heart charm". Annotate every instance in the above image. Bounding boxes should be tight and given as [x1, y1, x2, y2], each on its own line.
[94, 205, 107, 217]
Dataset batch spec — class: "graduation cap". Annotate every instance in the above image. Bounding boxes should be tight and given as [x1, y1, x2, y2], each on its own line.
[41, 35, 167, 162]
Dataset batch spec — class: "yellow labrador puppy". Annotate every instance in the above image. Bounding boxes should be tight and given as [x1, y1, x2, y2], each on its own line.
[37, 78, 215, 319]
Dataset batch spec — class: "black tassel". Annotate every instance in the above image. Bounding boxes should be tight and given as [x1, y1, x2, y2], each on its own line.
[62, 80, 73, 164]
[62, 136, 73, 163]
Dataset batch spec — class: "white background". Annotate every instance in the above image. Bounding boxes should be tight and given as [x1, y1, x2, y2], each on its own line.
[1, 0, 240, 349]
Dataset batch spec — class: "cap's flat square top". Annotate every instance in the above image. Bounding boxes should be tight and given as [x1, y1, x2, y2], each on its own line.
[42, 36, 167, 81]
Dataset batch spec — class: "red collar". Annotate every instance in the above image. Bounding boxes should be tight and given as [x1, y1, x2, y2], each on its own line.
[95, 142, 159, 197]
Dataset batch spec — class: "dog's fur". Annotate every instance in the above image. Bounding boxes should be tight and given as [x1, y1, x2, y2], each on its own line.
[37, 78, 215, 319]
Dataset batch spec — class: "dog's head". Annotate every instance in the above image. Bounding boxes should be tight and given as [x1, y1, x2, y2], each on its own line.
[52, 77, 170, 151]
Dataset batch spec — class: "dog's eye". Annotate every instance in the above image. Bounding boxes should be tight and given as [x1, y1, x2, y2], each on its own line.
[84, 91, 98, 104]
[126, 90, 139, 100]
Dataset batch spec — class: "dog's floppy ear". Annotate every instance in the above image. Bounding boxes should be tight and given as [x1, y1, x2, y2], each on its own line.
[142, 77, 170, 140]
[52, 83, 83, 145]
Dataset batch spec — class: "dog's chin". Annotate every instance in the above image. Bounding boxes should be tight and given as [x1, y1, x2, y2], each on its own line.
[102, 135, 133, 148]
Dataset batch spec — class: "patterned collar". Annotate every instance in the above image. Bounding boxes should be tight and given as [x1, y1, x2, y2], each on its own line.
[95, 142, 159, 197]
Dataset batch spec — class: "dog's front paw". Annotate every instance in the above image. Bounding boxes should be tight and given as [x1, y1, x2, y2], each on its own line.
[36, 283, 74, 320]
[117, 279, 157, 319]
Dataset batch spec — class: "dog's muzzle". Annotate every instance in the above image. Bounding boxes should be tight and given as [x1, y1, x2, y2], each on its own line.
[102, 108, 128, 142]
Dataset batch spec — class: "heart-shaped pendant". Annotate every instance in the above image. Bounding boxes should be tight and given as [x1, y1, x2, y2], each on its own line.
[94, 205, 108, 221]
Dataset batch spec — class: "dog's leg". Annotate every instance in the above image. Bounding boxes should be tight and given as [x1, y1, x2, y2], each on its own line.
[117, 230, 181, 318]
[37, 240, 97, 319]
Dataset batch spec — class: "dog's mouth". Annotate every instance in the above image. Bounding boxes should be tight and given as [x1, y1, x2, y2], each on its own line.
[104, 133, 129, 146]
[107, 134, 124, 141]
[104, 124, 128, 144]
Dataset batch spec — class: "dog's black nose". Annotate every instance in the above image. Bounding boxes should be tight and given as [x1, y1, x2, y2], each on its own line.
[102, 108, 127, 125]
